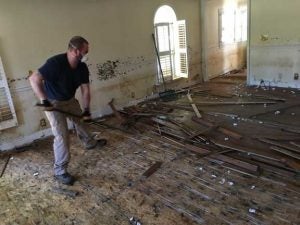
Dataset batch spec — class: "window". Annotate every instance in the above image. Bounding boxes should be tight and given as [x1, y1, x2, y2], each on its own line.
[240, 8, 247, 42]
[219, 6, 247, 46]
[219, 9, 235, 44]
[154, 5, 188, 83]
[155, 22, 174, 81]
[235, 7, 247, 42]
[0, 57, 18, 130]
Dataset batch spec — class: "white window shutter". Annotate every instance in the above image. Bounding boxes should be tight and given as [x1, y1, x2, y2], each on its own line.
[0, 57, 18, 130]
[176, 20, 188, 78]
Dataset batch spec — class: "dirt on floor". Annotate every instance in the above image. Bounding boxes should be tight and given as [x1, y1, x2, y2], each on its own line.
[1, 75, 300, 225]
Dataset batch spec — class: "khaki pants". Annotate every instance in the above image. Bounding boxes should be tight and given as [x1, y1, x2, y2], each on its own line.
[45, 98, 96, 175]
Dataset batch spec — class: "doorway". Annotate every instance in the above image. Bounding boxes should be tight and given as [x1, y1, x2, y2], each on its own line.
[201, 0, 248, 81]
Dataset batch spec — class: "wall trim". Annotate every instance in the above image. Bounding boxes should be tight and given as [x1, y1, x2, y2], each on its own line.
[247, 0, 251, 85]
[200, 0, 208, 82]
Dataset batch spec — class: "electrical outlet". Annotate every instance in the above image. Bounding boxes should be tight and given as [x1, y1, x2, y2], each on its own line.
[294, 73, 299, 80]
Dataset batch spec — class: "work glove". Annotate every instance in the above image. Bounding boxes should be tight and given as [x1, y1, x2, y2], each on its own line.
[36, 99, 54, 111]
[82, 108, 92, 122]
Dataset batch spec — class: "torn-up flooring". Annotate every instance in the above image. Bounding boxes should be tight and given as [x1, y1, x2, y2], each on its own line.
[1, 75, 300, 225]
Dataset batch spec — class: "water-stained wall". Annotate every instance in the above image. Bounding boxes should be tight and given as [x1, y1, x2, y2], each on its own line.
[203, 0, 247, 80]
[0, 0, 201, 149]
[249, 0, 300, 88]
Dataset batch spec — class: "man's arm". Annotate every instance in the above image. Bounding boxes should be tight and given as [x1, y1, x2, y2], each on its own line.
[29, 71, 47, 101]
[80, 83, 91, 110]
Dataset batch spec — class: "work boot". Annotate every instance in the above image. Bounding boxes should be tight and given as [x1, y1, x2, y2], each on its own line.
[85, 139, 107, 150]
[54, 173, 75, 185]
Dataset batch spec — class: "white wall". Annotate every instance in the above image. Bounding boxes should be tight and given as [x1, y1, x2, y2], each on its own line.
[203, 0, 247, 79]
[0, 0, 201, 150]
[248, 0, 300, 88]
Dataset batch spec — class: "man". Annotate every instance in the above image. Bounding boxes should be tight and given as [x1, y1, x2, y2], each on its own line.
[29, 36, 107, 185]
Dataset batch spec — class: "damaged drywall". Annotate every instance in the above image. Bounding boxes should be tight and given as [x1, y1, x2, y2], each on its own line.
[249, 44, 300, 88]
[248, 0, 300, 88]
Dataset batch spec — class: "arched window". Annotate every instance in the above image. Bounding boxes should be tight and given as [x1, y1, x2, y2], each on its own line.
[153, 5, 188, 83]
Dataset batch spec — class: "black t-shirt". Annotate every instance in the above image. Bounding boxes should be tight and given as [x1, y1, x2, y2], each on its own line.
[38, 53, 89, 101]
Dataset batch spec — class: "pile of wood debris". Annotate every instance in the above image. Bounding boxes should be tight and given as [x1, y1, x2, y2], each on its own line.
[104, 82, 300, 187]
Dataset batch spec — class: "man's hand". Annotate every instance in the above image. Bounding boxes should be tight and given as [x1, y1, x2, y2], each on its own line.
[36, 99, 54, 111]
[82, 108, 92, 122]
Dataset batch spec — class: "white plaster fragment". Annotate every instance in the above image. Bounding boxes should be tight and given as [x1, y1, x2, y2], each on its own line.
[219, 178, 226, 184]
[228, 181, 234, 186]
[197, 167, 204, 172]
[249, 208, 256, 213]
